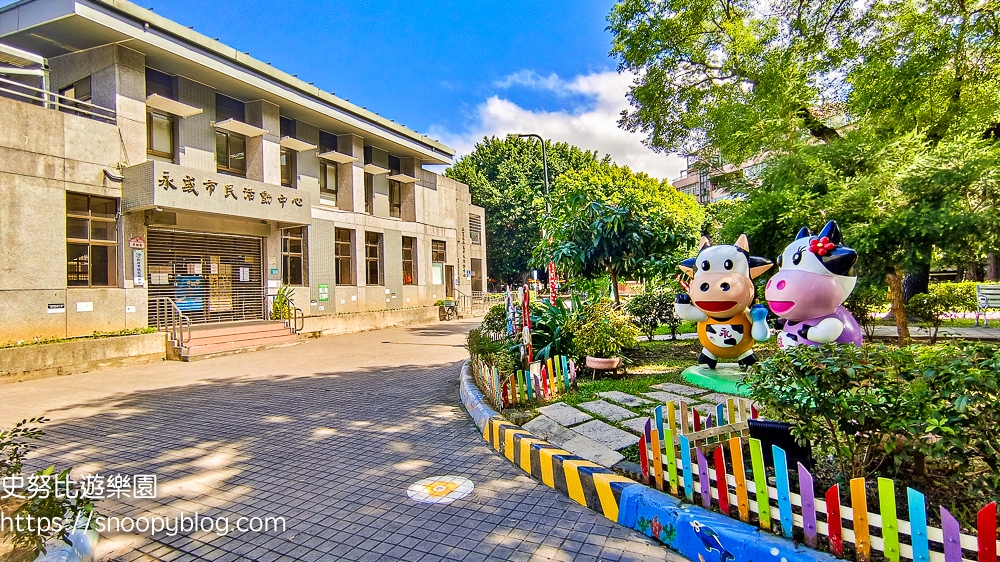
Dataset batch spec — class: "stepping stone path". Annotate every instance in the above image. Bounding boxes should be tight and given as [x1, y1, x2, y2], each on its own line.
[620, 417, 651, 435]
[597, 391, 653, 407]
[536, 402, 593, 426]
[649, 382, 706, 396]
[577, 400, 637, 422]
[573, 420, 640, 451]
[642, 391, 694, 405]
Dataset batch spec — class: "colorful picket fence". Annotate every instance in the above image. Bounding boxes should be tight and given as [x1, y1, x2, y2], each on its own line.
[472, 355, 576, 409]
[638, 401, 1000, 562]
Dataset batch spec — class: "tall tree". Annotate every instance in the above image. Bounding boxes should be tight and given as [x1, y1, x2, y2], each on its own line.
[608, 0, 1000, 339]
[535, 163, 703, 304]
[446, 136, 605, 284]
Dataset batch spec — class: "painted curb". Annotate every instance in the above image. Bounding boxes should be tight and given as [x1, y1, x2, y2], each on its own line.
[459, 361, 836, 562]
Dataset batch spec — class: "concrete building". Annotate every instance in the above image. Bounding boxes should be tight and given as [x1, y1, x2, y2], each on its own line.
[672, 153, 764, 204]
[0, 0, 486, 346]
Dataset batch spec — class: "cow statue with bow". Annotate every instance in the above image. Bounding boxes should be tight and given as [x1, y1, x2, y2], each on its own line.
[765, 220, 863, 348]
[676, 235, 773, 369]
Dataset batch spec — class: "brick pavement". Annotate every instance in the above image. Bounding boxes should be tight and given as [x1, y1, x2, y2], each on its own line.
[4, 320, 679, 561]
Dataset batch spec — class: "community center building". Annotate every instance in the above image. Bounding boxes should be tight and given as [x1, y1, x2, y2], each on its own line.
[0, 0, 487, 346]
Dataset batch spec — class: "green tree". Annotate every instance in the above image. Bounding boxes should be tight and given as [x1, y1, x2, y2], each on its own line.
[535, 163, 702, 304]
[446, 136, 605, 284]
[608, 0, 1000, 341]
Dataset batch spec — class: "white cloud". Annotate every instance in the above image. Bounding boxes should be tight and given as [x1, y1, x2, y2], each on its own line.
[429, 70, 686, 182]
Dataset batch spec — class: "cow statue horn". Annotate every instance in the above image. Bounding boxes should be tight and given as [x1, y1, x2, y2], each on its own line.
[795, 227, 811, 240]
[818, 220, 842, 244]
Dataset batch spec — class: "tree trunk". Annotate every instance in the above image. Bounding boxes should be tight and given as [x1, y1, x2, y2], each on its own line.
[988, 253, 998, 281]
[609, 267, 621, 306]
[887, 268, 910, 346]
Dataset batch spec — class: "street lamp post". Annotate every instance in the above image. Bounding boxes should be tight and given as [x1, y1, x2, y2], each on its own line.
[511, 133, 556, 304]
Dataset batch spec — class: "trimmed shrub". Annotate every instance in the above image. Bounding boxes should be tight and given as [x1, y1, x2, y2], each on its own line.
[572, 301, 639, 359]
[625, 290, 681, 340]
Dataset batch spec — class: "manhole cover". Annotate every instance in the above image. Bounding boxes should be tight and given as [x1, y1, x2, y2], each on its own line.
[406, 476, 474, 504]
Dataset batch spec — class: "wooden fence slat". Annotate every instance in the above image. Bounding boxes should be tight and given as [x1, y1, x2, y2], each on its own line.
[548, 357, 556, 393]
[525, 370, 533, 401]
[541, 365, 549, 398]
[644, 417, 652, 447]
[751, 404, 758, 419]
[738, 399, 748, 423]
[878, 477, 900, 562]
[680, 435, 694, 502]
[680, 401, 690, 435]
[827, 484, 844, 557]
[941, 507, 962, 562]
[561, 356, 571, 391]
[667, 401, 677, 434]
[666, 429, 679, 495]
[727, 398, 736, 425]
[651, 426, 664, 491]
[799, 463, 818, 548]
[639, 434, 649, 484]
[714, 445, 730, 516]
[749, 438, 771, 530]
[697, 447, 711, 508]
[569, 359, 576, 386]
[979, 502, 998, 562]
[773, 446, 793, 539]
[851, 477, 870, 562]
[717, 403, 725, 425]
[693, 409, 702, 432]
[729, 436, 749, 522]
[532, 374, 542, 401]
[907, 488, 930, 562]
[654, 405, 665, 450]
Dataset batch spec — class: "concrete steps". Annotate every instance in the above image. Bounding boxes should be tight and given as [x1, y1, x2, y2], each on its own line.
[171, 321, 299, 361]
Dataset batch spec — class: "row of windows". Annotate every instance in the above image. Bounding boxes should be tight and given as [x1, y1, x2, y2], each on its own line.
[64, 194, 449, 289]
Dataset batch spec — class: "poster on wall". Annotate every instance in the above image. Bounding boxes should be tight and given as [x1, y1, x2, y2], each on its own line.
[132, 250, 145, 286]
[207, 256, 233, 313]
[175, 275, 204, 312]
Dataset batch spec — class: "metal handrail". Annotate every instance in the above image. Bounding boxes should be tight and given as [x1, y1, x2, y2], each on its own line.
[292, 307, 304, 333]
[152, 297, 192, 349]
[0, 76, 116, 124]
[264, 291, 304, 333]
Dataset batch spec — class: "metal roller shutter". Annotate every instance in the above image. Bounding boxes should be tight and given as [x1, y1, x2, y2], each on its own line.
[147, 228, 264, 325]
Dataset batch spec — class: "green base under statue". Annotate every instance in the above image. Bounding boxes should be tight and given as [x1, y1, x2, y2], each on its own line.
[681, 364, 751, 397]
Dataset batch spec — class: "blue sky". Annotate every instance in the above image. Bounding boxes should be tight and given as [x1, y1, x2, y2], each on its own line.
[125, 1, 685, 178]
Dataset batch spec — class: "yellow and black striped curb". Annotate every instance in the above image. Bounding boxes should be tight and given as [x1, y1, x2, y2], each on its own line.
[481, 415, 635, 522]
[460, 361, 635, 523]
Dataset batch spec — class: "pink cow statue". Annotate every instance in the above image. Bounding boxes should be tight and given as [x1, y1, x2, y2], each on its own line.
[764, 220, 863, 348]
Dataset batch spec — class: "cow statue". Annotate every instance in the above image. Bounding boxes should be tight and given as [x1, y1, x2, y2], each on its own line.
[765, 220, 863, 348]
[676, 235, 773, 369]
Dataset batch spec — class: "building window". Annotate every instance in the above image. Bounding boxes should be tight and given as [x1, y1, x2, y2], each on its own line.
[215, 93, 245, 122]
[431, 240, 446, 285]
[365, 232, 383, 286]
[146, 67, 174, 99]
[319, 161, 338, 203]
[66, 193, 118, 287]
[280, 147, 296, 188]
[389, 180, 401, 218]
[335, 228, 353, 286]
[147, 110, 174, 162]
[402, 236, 417, 285]
[469, 214, 482, 245]
[281, 227, 306, 286]
[364, 173, 374, 214]
[59, 76, 91, 102]
[216, 131, 247, 177]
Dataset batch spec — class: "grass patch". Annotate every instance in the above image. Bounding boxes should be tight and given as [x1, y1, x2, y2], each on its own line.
[653, 321, 698, 336]
[0, 327, 158, 349]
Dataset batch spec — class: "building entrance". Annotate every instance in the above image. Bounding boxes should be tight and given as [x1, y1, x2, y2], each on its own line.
[147, 229, 265, 325]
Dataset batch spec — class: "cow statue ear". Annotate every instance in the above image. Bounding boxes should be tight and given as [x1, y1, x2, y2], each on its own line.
[819, 221, 842, 244]
[795, 227, 811, 240]
[697, 236, 712, 252]
[734, 234, 750, 252]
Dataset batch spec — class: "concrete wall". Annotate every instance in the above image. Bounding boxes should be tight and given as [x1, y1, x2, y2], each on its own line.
[300, 305, 441, 337]
[0, 332, 166, 383]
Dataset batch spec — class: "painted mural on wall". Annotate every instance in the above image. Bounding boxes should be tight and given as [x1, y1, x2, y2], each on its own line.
[675, 235, 773, 369]
[765, 220, 863, 348]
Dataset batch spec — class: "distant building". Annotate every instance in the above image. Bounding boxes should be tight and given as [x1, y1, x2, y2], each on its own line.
[0, 0, 487, 344]
[671, 153, 763, 204]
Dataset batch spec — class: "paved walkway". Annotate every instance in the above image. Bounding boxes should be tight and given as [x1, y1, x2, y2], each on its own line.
[3, 320, 675, 562]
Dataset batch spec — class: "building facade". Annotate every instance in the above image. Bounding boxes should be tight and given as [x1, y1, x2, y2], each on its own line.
[0, 0, 486, 343]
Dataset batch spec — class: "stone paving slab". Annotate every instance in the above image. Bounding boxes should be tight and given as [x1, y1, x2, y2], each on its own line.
[536, 401, 593, 426]
[597, 390, 654, 407]
[523, 415, 625, 466]
[620, 416, 652, 435]
[649, 383, 707, 396]
[700, 392, 741, 405]
[577, 399, 637, 421]
[573, 420, 641, 450]
[642, 391, 703, 405]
